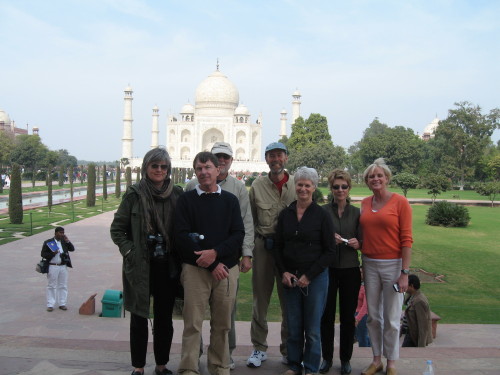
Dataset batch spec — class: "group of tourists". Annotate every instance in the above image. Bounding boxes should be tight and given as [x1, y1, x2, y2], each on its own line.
[107, 140, 416, 375]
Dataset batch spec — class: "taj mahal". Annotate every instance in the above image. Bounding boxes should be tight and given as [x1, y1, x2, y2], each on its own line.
[121, 65, 302, 172]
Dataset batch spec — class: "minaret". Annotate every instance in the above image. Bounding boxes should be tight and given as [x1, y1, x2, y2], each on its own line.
[151, 105, 159, 149]
[280, 108, 287, 138]
[292, 89, 301, 124]
[122, 85, 134, 160]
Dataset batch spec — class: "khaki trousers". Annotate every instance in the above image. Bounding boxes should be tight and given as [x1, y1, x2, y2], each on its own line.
[362, 257, 403, 360]
[250, 237, 287, 356]
[178, 263, 239, 375]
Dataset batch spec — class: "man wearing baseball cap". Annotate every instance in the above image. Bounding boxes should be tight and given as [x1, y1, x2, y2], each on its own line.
[247, 142, 296, 368]
[185, 141, 254, 370]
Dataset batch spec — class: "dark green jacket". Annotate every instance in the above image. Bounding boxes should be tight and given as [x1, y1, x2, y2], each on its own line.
[110, 183, 183, 318]
[322, 201, 361, 269]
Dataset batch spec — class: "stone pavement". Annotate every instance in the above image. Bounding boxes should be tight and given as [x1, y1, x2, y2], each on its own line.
[0, 211, 499, 375]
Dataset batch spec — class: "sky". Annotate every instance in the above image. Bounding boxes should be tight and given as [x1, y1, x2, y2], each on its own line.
[1, 0, 499, 162]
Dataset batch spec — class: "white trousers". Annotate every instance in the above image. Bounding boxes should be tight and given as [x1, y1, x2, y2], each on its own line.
[46, 264, 68, 307]
[362, 256, 403, 360]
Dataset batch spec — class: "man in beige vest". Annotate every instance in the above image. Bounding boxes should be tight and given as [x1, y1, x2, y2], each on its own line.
[247, 142, 296, 368]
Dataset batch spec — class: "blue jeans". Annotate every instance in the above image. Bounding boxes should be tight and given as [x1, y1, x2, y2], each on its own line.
[284, 269, 328, 374]
[355, 313, 371, 347]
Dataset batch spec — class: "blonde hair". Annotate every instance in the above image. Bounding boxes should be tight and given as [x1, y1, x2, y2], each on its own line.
[328, 169, 352, 189]
[363, 158, 392, 185]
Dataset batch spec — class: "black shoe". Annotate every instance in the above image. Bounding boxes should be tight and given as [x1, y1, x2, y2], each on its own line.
[154, 368, 173, 375]
[319, 360, 332, 374]
[341, 361, 352, 375]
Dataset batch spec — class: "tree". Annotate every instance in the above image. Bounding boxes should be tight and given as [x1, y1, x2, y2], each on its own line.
[125, 166, 132, 188]
[485, 154, 500, 181]
[8, 163, 23, 224]
[0, 131, 15, 171]
[86, 163, 96, 207]
[286, 113, 345, 177]
[476, 182, 500, 207]
[432, 102, 499, 188]
[357, 119, 424, 174]
[58, 165, 65, 186]
[47, 166, 53, 212]
[392, 172, 420, 197]
[10, 134, 49, 187]
[347, 142, 365, 184]
[288, 141, 347, 178]
[423, 175, 451, 203]
[68, 167, 74, 202]
[115, 164, 121, 198]
[287, 114, 333, 152]
[120, 157, 130, 169]
[102, 164, 108, 200]
[56, 149, 78, 168]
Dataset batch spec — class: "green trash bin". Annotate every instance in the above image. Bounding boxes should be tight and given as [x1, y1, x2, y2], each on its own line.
[101, 289, 123, 318]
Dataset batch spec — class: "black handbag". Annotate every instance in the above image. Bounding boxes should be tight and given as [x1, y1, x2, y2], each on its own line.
[36, 258, 49, 274]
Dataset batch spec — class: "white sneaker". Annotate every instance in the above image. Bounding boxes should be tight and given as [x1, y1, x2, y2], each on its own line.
[229, 358, 235, 370]
[247, 350, 268, 368]
[281, 356, 288, 365]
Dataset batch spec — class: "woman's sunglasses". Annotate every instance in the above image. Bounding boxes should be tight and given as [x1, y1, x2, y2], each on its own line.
[151, 164, 169, 170]
[331, 184, 349, 190]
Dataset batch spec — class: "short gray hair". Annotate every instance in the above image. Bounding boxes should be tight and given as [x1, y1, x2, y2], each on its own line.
[294, 166, 319, 188]
[363, 158, 392, 184]
[141, 148, 171, 178]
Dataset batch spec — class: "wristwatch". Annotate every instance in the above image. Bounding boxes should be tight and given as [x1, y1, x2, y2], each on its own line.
[401, 269, 410, 275]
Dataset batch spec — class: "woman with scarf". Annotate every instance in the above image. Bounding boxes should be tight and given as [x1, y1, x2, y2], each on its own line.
[111, 148, 183, 375]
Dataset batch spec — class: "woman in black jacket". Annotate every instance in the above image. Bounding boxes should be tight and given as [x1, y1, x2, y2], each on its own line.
[275, 167, 335, 375]
[110, 148, 183, 375]
[319, 169, 361, 375]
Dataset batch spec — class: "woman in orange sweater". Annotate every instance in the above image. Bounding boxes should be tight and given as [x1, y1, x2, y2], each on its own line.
[359, 158, 412, 375]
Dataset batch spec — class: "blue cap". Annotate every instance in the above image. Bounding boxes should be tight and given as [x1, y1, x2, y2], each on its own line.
[265, 142, 288, 154]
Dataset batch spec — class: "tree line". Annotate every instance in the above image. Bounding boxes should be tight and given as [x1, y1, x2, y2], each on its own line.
[280, 101, 499, 204]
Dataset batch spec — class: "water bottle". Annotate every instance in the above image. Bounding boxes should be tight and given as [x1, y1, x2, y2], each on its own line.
[423, 360, 434, 375]
[188, 233, 205, 243]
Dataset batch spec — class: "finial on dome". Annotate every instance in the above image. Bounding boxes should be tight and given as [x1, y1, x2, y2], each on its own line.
[216, 58, 220, 71]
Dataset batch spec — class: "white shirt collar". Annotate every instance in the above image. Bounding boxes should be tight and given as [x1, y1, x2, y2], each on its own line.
[195, 184, 222, 196]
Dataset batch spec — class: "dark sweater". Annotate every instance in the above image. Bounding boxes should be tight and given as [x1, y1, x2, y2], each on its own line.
[322, 201, 361, 269]
[274, 200, 336, 281]
[174, 189, 245, 272]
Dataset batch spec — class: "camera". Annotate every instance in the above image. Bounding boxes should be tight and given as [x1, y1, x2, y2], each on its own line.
[393, 283, 400, 293]
[147, 234, 167, 260]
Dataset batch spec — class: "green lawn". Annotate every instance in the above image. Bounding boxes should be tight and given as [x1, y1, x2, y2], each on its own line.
[317, 185, 491, 201]
[234, 204, 500, 324]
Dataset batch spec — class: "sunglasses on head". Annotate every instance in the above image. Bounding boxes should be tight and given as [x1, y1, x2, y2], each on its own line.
[215, 153, 231, 160]
[151, 164, 169, 170]
[332, 184, 349, 190]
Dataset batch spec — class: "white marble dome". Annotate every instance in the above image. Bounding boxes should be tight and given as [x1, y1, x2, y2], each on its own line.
[181, 103, 195, 114]
[423, 117, 439, 135]
[195, 70, 239, 114]
[0, 109, 11, 124]
[235, 103, 250, 116]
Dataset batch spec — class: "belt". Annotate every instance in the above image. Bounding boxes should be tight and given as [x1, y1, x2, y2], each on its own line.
[49, 263, 64, 266]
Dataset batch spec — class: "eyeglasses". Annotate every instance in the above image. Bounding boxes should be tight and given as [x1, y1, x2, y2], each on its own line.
[215, 153, 231, 160]
[332, 184, 349, 190]
[150, 164, 169, 170]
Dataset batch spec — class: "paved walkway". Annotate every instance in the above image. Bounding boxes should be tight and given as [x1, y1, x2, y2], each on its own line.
[1, 211, 499, 374]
